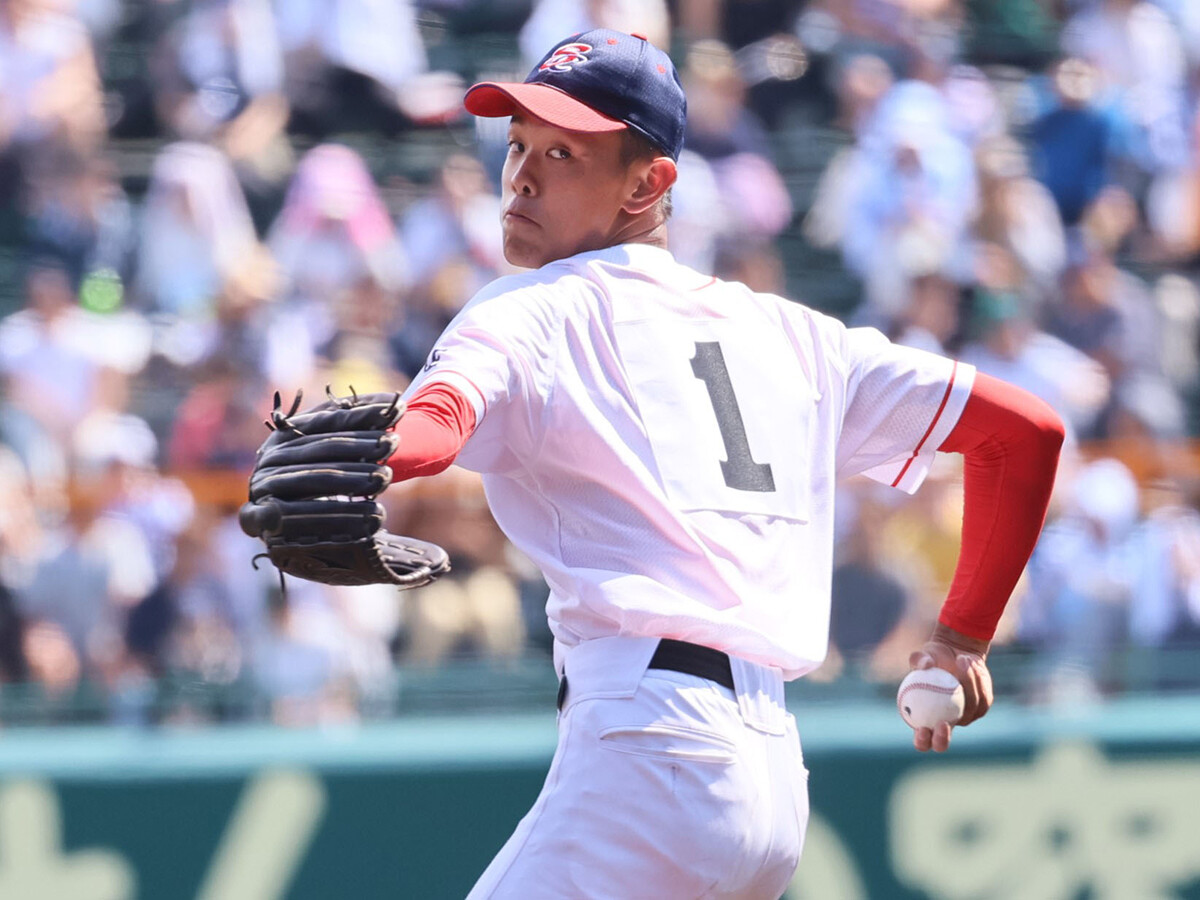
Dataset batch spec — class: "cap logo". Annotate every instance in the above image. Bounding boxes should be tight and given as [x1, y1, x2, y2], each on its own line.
[539, 42, 592, 73]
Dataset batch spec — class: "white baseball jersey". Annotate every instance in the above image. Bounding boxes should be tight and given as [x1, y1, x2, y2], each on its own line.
[405, 243, 974, 679]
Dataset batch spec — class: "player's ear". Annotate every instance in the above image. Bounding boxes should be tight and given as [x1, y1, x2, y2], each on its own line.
[623, 157, 677, 216]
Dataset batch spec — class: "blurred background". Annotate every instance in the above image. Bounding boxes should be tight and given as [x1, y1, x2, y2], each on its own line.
[0, 0, 1198, 898]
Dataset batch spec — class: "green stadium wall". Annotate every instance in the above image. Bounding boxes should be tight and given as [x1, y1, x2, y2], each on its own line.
[1, 697, 1199, 899]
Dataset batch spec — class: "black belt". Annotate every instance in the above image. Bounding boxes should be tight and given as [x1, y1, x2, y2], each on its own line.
[649, 638, 735, 690]
[557, 639, 735, 710]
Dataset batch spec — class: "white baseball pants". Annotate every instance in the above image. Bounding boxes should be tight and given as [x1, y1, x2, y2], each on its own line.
[467, 636, 809, 899]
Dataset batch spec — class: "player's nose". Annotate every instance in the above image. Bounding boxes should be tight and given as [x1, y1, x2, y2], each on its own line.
[507, 155, 536, 197]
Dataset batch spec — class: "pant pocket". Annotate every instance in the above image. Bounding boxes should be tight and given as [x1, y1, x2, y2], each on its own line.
[597, 724, 739, 765]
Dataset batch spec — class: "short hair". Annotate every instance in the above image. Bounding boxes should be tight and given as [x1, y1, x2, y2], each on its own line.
[619, 129, 673, 220]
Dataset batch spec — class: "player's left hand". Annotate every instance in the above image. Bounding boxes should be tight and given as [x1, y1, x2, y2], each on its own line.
[239, 387, 451, 589]
[906, 622, 993, 754]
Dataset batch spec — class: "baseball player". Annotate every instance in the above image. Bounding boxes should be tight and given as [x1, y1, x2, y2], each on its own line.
[382, 30, 1065, 899]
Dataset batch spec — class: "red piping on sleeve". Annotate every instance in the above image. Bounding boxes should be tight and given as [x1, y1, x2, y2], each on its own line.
[891, 361, 958, 488]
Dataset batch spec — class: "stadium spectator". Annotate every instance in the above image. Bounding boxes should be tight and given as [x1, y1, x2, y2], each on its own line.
[837, 78, 978, 321]
[959, 288, 1109, 439]
[831, 51, 895, 136]
[0, 0, 106, 183]
[662, 149, 725, 275]
[519, 0, 669, 71]
[794, 0, 966, 83]
[325, 579, 405, 713]
[317, 274, 406, 395]
[1059, 0, 1190, 190]
[276, 0, 433, 136]
[891, 272, 960, 355]
[14, 468, 153, 684]
[0, 445, 42, 663]
[1046, 245, 1162, 393]
[684, 39, 774, 160]
[148, 0, 292, 227]
[1028, 57, 1110, 226]
[168, 359, 268, 471]
[0, 581, 29, 685]
[135, 142, 262, 322]
[0, 373, 68, 517]
[1154, 274, 1200, 397]
[1126, 477, 1200, 651]
[269, 145, 404, 300]
[23, 154, 136, 296]
[398, 153, 501, 302]
[166, 508, 272, 721]
[252, 580, 358, 727]
[73, 389, 195, 678]
[802, 53, 892, 253]
[713, 236, 788, 295]
[0, 260, 101, 444]
[1020, 458, 1148, 702]
[971, 135, 1066, 301]
[392, 153, 505, 378]
[267, 143, 406, 387]
[20, 619, 80, 702]
[174, 509, 277, 663]
[391, 469, 527, 666]
[680, 41, 794, 252]
[941, 64, 1006, 145]
[828, 487, 911, 674]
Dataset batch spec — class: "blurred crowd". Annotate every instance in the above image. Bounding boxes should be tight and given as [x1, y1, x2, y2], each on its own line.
[0, 0, 1197, 726]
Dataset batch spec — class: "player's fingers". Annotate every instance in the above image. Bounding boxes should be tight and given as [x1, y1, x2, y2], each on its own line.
[953, 654, 981, 722]
[913, 726, 933, 752]
[963, 679, 992, 725]
[931, 721, 953, 752]
[955, 654, 993, 725]
[908, 650, 935, 671]
[971, 665, 995, 724]
[963, 657, 990, 723]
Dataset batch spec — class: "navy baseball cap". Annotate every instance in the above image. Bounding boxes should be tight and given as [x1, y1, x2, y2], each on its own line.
[464, 29, 686, 161]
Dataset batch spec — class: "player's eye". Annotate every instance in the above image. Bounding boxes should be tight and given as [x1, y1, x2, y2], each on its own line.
[507, 140, 524, 153]
[548, 147, 571, 160]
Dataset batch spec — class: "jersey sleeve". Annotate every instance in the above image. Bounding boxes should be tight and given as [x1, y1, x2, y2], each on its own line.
[402, 277, 562, 474]
[835, 326, 975, 493]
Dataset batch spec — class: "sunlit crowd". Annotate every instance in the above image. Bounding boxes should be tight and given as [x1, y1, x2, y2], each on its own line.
[0, 0, 1197, 725]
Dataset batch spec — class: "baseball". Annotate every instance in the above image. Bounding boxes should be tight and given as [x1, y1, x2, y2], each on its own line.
[897, 668, 965, 730]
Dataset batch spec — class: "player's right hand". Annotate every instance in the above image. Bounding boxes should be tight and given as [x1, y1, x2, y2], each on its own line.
[906, 622, 993, 753]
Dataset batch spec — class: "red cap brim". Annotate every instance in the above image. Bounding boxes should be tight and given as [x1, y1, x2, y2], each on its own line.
[464, 82, 627, 133]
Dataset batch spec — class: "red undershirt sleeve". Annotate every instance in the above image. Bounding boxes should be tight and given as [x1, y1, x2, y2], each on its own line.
[935, 372, 1066, 641]
[387, 382, 478, 481]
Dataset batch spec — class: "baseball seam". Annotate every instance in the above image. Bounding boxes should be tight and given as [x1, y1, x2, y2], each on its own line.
[896, 682, 961, 718]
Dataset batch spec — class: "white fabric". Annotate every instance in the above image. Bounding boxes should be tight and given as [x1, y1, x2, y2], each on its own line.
[406, 243, 974, 679]
[178, 0, 283, 99]
[468, 636, 807, 900]
[273, 0, 426, 92]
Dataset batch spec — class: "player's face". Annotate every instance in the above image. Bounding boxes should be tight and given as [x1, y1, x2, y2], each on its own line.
[501, 115, 636, 268]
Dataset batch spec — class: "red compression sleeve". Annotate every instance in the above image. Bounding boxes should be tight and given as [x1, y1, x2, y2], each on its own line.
[935, 372, 1065, 641]
[387, 382, 477, 481]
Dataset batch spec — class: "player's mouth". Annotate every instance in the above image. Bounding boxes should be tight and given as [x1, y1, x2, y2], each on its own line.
[503, 208, 538, 227]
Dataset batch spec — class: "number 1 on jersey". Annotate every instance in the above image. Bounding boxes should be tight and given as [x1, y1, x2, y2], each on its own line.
[691, 342, 776, 493]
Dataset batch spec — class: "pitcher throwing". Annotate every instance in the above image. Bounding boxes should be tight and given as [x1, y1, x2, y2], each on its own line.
[382, 29, 1064, 898]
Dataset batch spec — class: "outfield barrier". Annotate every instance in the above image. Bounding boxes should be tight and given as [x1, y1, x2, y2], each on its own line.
[0, 695, 1197, 898]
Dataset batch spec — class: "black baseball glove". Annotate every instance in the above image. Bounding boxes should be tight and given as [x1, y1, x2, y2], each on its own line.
[238, 388, 451, 589]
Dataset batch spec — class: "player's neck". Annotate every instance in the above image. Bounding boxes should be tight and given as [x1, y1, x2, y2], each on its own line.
[605, 218, 669, 253]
